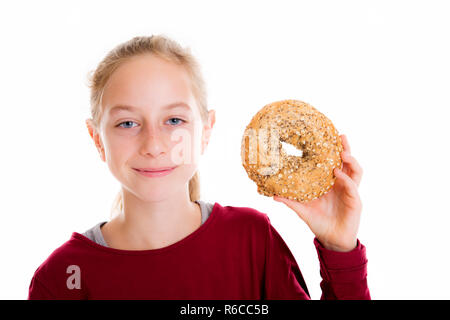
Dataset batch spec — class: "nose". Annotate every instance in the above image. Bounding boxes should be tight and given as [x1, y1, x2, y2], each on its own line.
[139, 125, 168, 158]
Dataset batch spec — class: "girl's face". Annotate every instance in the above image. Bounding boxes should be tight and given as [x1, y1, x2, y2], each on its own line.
[95, 54, 214, 202]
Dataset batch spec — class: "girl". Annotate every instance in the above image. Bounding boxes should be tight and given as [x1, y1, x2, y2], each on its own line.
[28, 35, 370, 300]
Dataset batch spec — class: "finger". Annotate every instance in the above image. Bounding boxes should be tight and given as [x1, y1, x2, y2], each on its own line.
[341, 151, 363, 187]
[334, 168, 359, 201]
[340, 134, 351, 153]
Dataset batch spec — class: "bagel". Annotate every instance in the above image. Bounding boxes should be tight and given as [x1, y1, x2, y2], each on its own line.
[240, 99, 343, 202]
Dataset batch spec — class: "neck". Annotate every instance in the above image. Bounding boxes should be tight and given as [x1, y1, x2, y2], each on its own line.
[107, 187, 201, 250]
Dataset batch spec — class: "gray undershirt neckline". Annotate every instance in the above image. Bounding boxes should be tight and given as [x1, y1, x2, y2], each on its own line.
[81, 200, 214, 248]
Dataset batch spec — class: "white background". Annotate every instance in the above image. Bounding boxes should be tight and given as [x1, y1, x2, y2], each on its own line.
[1, 0, 449, 300]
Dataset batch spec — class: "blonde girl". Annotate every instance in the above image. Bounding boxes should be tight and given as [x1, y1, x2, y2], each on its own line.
[28, 35, 370, 300]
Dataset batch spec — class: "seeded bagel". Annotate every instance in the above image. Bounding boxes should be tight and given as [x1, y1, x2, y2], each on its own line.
[240, 99, 343, 202]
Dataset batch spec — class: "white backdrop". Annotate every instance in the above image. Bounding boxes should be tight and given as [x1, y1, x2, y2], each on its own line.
[1, 0, 449, 299]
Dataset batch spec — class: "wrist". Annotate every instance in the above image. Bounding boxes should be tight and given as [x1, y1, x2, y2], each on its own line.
[321, 238, 357, 252]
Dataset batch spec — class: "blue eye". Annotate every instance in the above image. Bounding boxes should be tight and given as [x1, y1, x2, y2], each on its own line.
[117, 121, 137, 129]
[166, 118, 186, 126]
[116, 118, 186, 129]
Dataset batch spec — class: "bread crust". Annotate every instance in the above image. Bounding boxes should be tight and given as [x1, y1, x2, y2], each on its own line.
[241, 99, 343, 202]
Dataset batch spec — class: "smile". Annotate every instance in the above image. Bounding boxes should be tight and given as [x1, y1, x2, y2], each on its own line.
[133, 167, 176, 177]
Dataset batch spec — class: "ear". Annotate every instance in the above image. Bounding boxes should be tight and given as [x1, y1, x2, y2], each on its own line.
[201, 109, 216, 154]
[85, 119, 106, 162]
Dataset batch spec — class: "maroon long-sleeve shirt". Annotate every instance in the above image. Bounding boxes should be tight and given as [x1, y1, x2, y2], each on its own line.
[28, 202, 370, 300]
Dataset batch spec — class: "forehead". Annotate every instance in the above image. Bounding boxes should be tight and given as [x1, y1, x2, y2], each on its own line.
[102, 54, 198, 115]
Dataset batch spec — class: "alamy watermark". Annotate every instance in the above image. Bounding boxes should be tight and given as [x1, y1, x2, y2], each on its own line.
[66, 265, 81, 290]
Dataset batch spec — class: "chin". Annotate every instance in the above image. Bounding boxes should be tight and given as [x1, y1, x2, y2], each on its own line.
[137, 181, 188, 201]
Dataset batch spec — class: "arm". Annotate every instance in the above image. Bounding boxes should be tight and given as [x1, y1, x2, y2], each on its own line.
[274, 134, 371, 299]
[314, 237, 370, 300]
[261, 216, 370, 300]
[262, 217, 311, 300]
[28, 275, 55, 300]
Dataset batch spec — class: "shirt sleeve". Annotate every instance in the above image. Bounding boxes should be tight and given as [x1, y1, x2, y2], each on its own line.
[262, 215, 311, 300]
[314, 237, 371, 300]
[28, 275, 55, 300]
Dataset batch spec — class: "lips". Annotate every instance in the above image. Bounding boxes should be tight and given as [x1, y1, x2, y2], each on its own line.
[133, 166, 176, 178]
[134, 166, 177, 172]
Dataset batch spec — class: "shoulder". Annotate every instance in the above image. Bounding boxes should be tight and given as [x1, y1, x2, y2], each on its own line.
[214, 202, 270, 231]
[33, 234, 88, 274]
[29, 234, 90, 299]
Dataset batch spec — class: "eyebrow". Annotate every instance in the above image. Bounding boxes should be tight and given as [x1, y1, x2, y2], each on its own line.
[108, 102, 191, 115]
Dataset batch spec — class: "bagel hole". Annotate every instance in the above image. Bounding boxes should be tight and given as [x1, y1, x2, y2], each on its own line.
[281, 141, 303, 157]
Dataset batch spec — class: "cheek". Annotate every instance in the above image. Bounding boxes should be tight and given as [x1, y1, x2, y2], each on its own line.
[107, 137, 133, 154]
[176, 163, 198, 178]
[169, 127, 202, 166]
[103, 138, 136, 170]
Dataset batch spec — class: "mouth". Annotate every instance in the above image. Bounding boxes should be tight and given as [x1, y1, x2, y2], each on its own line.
[132, 166, 177, 178]
[134, 166, 177, 172]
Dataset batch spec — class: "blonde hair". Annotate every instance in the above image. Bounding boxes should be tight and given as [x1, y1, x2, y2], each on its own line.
[86, 34, 208, 216]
